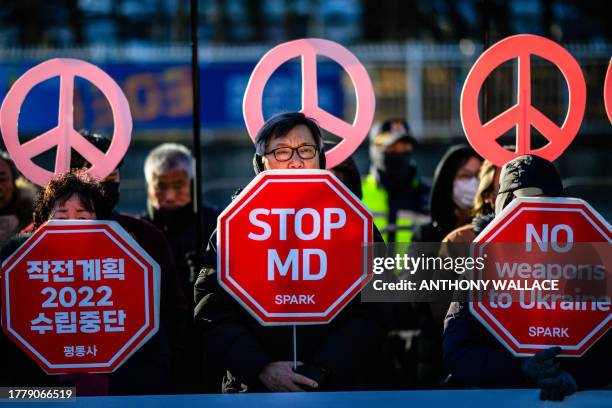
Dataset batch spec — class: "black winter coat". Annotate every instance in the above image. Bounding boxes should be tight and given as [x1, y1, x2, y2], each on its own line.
[144, 203, 219, 309]
[443, 301, 612, 389]
[194, 229, 389, 392]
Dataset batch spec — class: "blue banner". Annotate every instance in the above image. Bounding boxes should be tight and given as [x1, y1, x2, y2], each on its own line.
[3, 390, 611, 407]
[0, 61, 344, 134]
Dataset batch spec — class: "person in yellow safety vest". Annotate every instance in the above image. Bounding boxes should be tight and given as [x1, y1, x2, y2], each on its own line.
[361, 119, 430, 243]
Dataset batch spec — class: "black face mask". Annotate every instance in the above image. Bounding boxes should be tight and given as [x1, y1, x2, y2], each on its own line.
[377, 152, 418, 194]
[149, 202, 194, 230]
[102, 181, 120, 210]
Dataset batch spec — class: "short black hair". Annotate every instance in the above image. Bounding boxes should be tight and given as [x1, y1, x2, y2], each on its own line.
[254, 112, 323, 155]
[252, 112, 327, 173]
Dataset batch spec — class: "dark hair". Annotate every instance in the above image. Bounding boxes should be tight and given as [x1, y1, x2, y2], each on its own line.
[324, 141, 362, 199]
[32, 172, 110, 228]
[0, 150, 18, 186]
[70, 130, 124, 170]
[429, 145, 481, 234]
[253, 112, 326, 172]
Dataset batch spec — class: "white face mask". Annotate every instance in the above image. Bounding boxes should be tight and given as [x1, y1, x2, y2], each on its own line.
[453, 177, 479, 210]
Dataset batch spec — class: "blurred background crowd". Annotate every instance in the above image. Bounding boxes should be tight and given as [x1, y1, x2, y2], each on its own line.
[0, 0, 610, 218]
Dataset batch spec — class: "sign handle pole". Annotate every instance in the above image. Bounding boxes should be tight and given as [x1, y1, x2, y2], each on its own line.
[292, 325, 297, 370]
[190, 0, 204, 256]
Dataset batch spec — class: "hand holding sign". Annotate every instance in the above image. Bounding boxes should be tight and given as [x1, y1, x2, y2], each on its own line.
[243, 39, 375, 169]
[461, 35, 586, 167]
[0, 59, 132, 186]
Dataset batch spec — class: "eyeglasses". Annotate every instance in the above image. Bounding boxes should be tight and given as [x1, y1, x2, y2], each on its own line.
[264, 145, 318, 162]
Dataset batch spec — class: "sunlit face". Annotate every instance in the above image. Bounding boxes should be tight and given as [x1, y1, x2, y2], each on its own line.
[0, 160, 14, 209]
[50, 194, 96, 221]
[455, 156, 482, 182]
[262, 125, 321, 170]
[148, 168, 192, 210]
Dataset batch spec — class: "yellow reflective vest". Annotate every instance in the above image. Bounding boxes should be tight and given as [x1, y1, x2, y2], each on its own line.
[361, 174, 416, 243]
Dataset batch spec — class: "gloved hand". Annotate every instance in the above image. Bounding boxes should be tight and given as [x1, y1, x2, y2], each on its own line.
[521, 346, 562, 384]
[537, 370, 577, 401]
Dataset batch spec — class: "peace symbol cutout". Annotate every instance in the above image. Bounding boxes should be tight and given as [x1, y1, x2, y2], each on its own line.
[0, 58, 132, 187]
[243, 38, 375, 169]
[461, 34, 586, 167]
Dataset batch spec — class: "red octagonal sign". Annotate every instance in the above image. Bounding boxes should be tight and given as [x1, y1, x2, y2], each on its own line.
[471, 197, 611, 357]
[1, 220, 160, 373]
[218, 170, 373, 325]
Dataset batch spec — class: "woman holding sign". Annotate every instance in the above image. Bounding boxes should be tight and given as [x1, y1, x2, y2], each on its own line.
[0, 173, 109, 393]
[0, 172, 172, 396]
[194, 112, 388, 393]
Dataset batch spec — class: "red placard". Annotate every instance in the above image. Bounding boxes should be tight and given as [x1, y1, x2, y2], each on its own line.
[1, 220, 160, 374]
[470, 197, 612, 357]
[217, 170, 373, 325]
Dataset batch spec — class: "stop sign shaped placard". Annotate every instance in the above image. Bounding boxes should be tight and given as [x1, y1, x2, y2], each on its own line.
[218, 170, 373, 325]
[1, 220, 160, 374]
[471, 197, 612, 357]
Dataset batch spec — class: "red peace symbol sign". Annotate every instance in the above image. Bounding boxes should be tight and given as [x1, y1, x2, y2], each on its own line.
[243, 38, 375, 169]
[461, 34, 586, 167]
[0, 58, 132, 186]
[604, 58, 612, 124]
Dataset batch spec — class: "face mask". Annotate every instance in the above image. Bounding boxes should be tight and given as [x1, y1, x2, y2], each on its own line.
[453, 177, 478, 210]
[149, 202, 194, 230]
[382, 151, 416, 171]
[102, 181, 120, 210]
[377, 152, 418, 193]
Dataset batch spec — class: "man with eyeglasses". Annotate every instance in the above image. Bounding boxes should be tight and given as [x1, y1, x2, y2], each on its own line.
[252, 112, 324, 171]
[195, 112, 388, 393]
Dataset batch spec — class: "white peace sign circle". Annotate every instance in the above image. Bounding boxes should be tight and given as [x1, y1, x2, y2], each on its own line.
[0, 58, 132, 186]
[243, 39, 375, 169]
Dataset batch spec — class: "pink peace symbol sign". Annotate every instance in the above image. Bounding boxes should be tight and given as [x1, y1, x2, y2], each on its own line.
[0, 58, 132, 186]
[243, 38, 375, 169]
[461, 34, 586, 167]
[604, 58, 612, 124]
